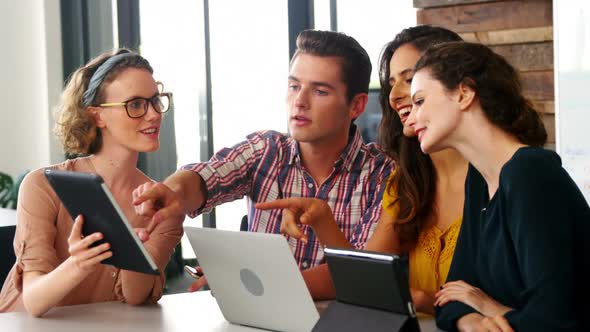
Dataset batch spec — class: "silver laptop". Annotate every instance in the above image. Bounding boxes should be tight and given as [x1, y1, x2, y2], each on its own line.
[184, 226, 320, 332]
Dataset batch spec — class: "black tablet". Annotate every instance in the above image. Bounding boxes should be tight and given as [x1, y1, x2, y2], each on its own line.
[324, 247, 416, 317]
[44, 169, 159, 275]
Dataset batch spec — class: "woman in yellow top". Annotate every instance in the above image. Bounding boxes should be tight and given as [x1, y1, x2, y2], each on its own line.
[382, 174, 461, 302]
[256, 25, 467, 315]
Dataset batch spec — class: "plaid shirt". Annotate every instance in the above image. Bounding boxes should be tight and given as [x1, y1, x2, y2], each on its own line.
[182, 127, 393, 269]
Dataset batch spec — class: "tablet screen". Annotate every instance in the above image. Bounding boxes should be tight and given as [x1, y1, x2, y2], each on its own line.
[324, 247, 415, 317]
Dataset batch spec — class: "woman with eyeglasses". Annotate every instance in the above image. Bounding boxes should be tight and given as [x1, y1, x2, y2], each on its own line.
[0, 49, 182, 316]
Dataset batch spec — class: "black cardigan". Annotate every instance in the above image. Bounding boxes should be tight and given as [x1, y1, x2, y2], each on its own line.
[436, 147, 590, 331]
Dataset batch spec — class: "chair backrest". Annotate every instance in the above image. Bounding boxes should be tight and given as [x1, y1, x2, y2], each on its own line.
[0, 208, 17, 285]
[240, 214, 248, 231]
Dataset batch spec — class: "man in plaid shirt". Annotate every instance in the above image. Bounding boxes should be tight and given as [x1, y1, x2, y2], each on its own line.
[134, 30, 393, 297]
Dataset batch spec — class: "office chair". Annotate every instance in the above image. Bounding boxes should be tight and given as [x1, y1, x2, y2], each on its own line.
[240, 215, 248, 231]
[0, 208, 17, 285]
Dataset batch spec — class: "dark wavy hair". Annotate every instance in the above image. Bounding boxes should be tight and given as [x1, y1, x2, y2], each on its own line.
[378, 26, 463, 251]
[414, 41, 547, 146]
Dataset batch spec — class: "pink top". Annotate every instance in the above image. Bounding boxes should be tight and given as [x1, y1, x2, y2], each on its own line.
[0, 157, 183, 312]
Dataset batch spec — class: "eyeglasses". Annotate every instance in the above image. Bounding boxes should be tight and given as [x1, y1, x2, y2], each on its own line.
[96, 81, 172, 118]
[98, 91, 172, 119]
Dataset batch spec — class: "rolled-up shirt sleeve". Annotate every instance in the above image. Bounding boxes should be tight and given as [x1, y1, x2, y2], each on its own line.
[12, 170, 61, 291]
[181, 131, 275, 217]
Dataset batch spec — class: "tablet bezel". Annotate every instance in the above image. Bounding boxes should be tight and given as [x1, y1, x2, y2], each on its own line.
[324, 247, 416, 317]
[44, 169, 159, 275]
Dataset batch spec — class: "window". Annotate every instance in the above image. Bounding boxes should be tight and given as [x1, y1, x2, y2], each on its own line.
[554, 0, 590, 203]
[139, 0, 205, 257]
[138, 1, 414, 253]
[336, 0, 416, 88]
[331, 1, 416, 143]
[209, 0, 289, 231]
[313, 0, 332, 31]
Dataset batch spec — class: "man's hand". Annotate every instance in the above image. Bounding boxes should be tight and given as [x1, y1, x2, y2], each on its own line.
[186, 266, 208, 292]
[133, 181, 185, 227]
[133, 228, 150, 242]
[255, 198, 333, 244]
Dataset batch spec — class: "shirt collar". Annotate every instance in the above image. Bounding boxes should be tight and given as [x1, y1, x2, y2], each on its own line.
[288, 125, 364, 173]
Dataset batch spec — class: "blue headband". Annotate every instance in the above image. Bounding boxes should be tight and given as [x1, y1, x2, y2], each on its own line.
[82, 53, 136, 107]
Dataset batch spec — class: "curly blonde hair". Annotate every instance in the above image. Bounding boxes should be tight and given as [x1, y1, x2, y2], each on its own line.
[54, 49, 153, 155]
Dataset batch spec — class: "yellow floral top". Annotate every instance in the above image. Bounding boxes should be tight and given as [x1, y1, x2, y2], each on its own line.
[382, 176, 462, 296]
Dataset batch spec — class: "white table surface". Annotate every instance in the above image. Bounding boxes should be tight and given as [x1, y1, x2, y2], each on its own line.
[0, 208, 16, 227]
[0, 291, 440, 331]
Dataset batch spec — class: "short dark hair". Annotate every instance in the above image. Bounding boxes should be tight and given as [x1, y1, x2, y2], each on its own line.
[291, 30, 371, 103]
[414, 41, 547, 146]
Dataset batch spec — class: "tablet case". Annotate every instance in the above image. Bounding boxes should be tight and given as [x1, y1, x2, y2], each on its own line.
[44, 169, 159, 275]
[313, 248, 419, 332]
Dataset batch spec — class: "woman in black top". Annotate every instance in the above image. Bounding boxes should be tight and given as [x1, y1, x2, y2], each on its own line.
[406, 42, 590, 331]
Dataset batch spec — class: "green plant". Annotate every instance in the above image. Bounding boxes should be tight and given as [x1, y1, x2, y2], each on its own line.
[0, 171, 28, 209]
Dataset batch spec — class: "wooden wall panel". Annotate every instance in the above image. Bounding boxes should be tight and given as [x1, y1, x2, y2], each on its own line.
[532, 100, 554, 114]
[490, 42, 553, 71]
[521, 71, 554, 101]
[542, 113, 555, 145]
[459, 26, 553, 45]
[416, 0, 555, 145]
[416, 0, 552, 33]
[414, 0, 501, 8]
